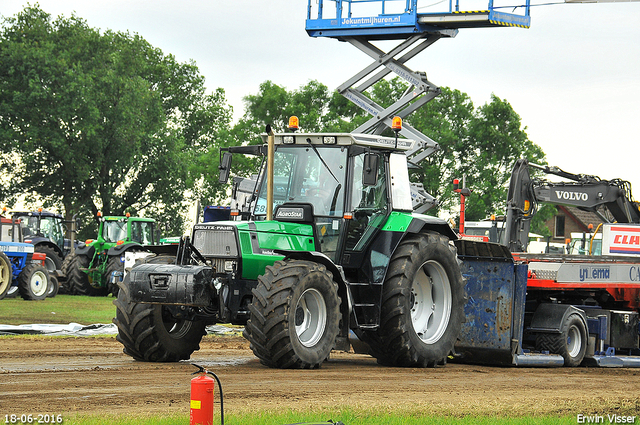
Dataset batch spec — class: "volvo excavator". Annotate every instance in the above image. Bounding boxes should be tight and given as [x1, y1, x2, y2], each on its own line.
[503, 158, 640, 253]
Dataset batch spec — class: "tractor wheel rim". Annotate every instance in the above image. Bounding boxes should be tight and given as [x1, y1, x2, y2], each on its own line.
[30, 270, 48, 297]
[411, 260, 452, 345]
[162, 307, 192, 339]
[0, 260, 10, 294]
[567, 325, 582, 358]
[295, 288, 327, 348]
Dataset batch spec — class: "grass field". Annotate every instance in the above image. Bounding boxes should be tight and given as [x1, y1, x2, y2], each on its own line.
[0, 294, 116, 326]
[52, 410, 578, 425]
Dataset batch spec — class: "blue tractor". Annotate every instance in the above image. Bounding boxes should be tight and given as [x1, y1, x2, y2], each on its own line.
[0, 216, 53, 300]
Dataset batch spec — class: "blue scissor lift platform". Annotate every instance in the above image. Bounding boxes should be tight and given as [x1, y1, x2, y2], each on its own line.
[306, 0, 531, 39]
[306, 0, 530, 198]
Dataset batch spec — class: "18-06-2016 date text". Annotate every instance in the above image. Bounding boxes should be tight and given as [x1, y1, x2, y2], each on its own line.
[4, 414, 63, 424]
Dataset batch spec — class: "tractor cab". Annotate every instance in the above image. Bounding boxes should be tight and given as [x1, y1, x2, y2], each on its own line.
[232, 130, 416, 267]
[13, 211, 66, 250]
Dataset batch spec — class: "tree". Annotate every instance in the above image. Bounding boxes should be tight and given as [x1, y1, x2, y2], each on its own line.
[209, 76, 546, 225]
[361, 79, 546, 222]
[0, 5, 232, 236]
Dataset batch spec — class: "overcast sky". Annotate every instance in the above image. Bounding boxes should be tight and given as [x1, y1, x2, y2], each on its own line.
[3, 0, 640, 198]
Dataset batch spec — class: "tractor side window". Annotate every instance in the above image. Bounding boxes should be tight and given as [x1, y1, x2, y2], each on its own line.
[140, 222, 154, 245]
[130, 222, 153, 244]
[345, 153, 388, 252]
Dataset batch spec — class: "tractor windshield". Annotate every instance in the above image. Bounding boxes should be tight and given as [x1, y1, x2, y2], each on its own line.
[254, 146, 347, 217]
[102, 221, 128, 243]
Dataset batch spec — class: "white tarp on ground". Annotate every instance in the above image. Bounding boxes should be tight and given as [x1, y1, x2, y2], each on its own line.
[0, 323, 242, 336]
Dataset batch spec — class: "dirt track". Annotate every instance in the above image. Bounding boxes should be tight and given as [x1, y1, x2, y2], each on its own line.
[1, 335, 640, 420]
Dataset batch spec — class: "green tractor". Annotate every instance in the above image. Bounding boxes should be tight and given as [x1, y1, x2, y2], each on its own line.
[62, 214, 157, 296]
[114, 128, 469, 368]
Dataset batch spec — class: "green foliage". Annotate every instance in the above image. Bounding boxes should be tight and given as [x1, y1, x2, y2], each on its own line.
[0, 5, 232, 235]
[0, 5, 547, 226]
[236, 78, 546, 221]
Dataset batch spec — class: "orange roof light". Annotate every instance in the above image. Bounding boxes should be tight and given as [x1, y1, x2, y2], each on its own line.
[391, 116, 402, 131]
[97, 211, 102, 217]
[38, 207, 43, 213]
[288, 116, 299, 131]
[126, 212, 131, 218]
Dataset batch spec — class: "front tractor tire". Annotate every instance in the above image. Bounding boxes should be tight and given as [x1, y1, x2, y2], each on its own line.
[18, 263, 50, 301]
[244, 260, 341, 369]
[113, 255, 207, 362]
[366, 232, 465, 367]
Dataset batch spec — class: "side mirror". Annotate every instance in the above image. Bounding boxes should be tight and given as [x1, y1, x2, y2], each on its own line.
[362, 153, 379, 186]
[218, 152, 232, 184]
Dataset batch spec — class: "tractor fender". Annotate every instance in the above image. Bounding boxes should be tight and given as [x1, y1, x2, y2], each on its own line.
[529, 303, 588, 334]
[31, 240, 64, 260]
[74, 242, 94, 257]
[107, 242, 144, 256]
[273, 249, 348, 287]
[405, 215, 458, 241]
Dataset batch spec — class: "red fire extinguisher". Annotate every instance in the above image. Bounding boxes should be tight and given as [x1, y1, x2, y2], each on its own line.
[190, 364, 224, 425]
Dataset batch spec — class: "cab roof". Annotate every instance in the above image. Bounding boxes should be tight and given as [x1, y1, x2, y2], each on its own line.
[260, 133, 415, 152]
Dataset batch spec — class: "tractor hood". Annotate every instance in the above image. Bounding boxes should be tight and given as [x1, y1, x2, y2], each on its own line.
[0, 242, 35, 254]
[193, 220, 315, 281]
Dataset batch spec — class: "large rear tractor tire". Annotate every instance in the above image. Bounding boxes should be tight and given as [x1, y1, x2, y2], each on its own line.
[59, 253, 76, 294]
[68, 253, 109, 297]
[536, 313, 587, 367]
[364, 232, 465, 367]
[18, 263, 49, 301]
[36, 245, 63, 274]
[0, 252, 12, 300]
[244, 260, 341, 369]
[113, 256, 207, 362]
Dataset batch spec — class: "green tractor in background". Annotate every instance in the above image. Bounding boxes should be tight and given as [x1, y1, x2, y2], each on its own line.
[62, 214, 158, 296]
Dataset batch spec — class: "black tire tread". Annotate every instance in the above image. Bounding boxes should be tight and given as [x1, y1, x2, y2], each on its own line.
[69, 253, 109, 297]
[18, 263, 49, 301]
[364, 232, 464, 367]
[536, 313, 586, 367]
[113, 262, 207, 362]
[243, 260, 341, 369]
[106, 255, 123, 297]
